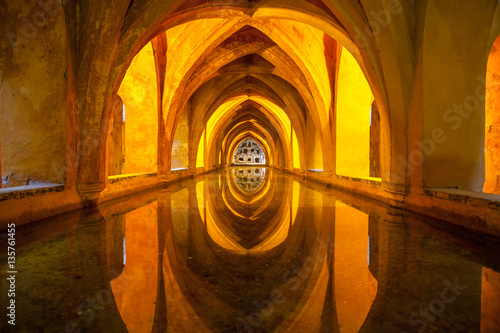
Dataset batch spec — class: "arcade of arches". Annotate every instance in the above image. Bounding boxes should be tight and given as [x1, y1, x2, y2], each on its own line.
[1, 0, 500, 234]
[1, 0, 500, 331]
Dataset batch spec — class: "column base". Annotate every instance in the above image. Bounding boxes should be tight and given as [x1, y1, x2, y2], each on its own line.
[77, 182, 106, 206]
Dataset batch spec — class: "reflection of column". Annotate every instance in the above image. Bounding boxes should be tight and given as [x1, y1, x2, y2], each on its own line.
[152, 191, 171, 332]
[334, 202, 377, 333]
[366, 212, 483, 333]
[368, 214, 379, 279]
[322, 195, 338, 332]
[106, 215, 125, 279]
[161, 188, 209, 332]
[110, 202, 159, 333]
[481, 267, 500, 332]
[360, 213, 411, 332]
[280, 188, 334, 332]
[76, 210, 127, 332]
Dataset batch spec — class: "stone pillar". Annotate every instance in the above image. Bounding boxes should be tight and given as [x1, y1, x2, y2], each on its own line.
[152, 34, 169, 183]
[370, 103, 381, 178]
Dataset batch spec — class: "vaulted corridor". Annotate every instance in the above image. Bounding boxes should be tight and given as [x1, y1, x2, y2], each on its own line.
[1, 0, 500, 332]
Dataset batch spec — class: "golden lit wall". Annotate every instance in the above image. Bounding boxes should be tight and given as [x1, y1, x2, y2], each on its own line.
[196, 130, 206, 169]
[336, 48, 373, 178]
[292, 130, 301, 169]
[274, 20, 334, 112]
[118, 43, 158, 175]
[485, 35, 500, 194]
[307, 117, 324, 171]
[171, 108, 189, 170]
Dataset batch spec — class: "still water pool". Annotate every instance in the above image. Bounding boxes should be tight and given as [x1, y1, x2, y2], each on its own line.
[1, 168, 500, 332]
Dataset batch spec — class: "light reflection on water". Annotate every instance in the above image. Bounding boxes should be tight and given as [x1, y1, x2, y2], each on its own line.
[232, 168, 266, 194]
[1, 167, 500, 333]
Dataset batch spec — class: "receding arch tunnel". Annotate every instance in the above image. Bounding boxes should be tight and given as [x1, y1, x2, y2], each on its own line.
[2, 1, 500, 332]
[104, 5, 383, 183]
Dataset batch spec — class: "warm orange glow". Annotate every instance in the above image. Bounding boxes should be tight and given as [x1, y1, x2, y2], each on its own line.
[484, 35, 500, 194]
[196, 129, 206, 168]
[110, 202, 158, 333]
[336, 48, 374, 178]
[225, 132, 271, 167]
[335, 202, 377, 333]
[307, 125, 324, 171]
[481, 267, 500, 331]
[3, 3, 500, 332]
[292, 129, 301, 169]
[269, 20, 333, 113]
[117, 43, 158, 174]
[198, 173, 292, 254]
[292, 180, 300, 222]
[206, 96, 292, 147]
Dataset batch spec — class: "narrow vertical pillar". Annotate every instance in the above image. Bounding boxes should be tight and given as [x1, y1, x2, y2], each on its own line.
[152, 33, 169, 183]
[370, 102, 381, 178]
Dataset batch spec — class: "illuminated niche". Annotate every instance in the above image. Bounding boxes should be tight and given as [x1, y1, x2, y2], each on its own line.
[233, 138, 266, 165]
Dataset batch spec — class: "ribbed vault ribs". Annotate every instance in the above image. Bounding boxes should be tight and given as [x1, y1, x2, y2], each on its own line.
[68, 0, 412, 202]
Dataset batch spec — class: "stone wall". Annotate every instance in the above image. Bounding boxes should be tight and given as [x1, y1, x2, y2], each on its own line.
[0, 0, 67, 187]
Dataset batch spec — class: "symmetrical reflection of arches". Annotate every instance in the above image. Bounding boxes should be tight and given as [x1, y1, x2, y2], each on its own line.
[232, 168, 267, 193]
[8, 169, 499, 332]
[199, 168, 291, 253]
[98, 169, 498, 333]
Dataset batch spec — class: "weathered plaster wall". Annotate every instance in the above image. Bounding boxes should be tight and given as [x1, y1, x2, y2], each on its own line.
[485, 35, 500, 194]
[118, 43, 158, 175]
[422, 0, 496, 191]
[107, 99, 125, 176]
[171, 107, 189, 170]
[0, 0, 67, 187]
[196, 129, 206, 169]
[336, 48, 373, 178]
[306, 118, 323, 171]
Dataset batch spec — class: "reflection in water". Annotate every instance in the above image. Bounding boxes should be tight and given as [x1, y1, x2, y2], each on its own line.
[232, 168, 267, 194]
[2, 167, 500, 332]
